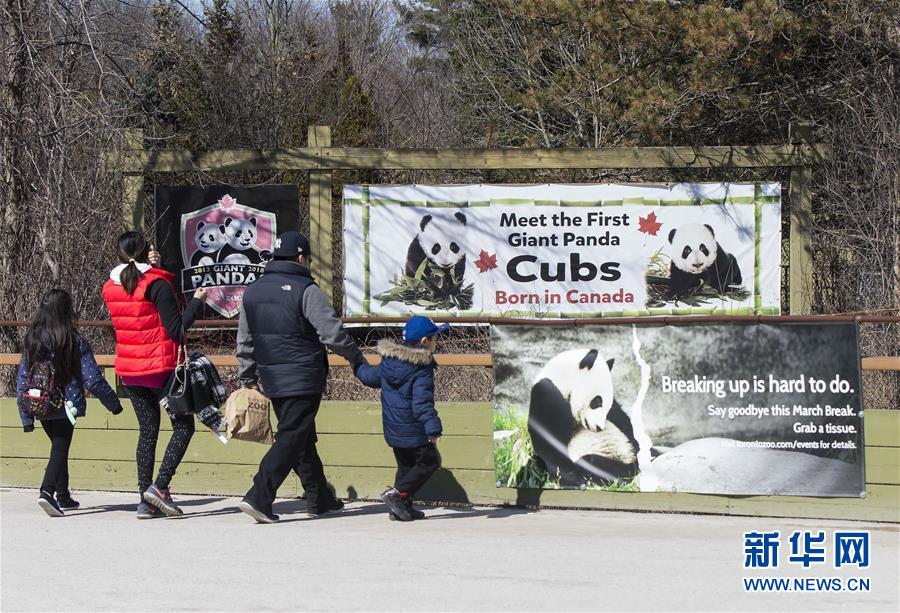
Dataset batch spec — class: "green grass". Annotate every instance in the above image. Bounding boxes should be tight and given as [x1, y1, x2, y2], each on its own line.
[493, 407, 556, 489]
[493, 407, 640, 491]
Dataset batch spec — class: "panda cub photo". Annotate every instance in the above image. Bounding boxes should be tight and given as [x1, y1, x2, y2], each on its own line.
[405, 212, 468, 292]
[527, 348, 641, 487]
[375, 211, 473, 310]
[665, 223, 743, 300]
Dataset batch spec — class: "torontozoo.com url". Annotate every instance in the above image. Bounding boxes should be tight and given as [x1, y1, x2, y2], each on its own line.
[743, 577, 871, 592]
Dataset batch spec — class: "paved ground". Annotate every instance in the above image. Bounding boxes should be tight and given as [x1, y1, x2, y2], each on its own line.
[1, 488, 897, 612]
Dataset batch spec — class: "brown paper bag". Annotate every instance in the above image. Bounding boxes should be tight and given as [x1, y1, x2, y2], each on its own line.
[224, 387, 274, 445]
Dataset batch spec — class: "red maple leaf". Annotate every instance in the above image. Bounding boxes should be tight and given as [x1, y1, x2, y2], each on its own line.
[638, 211, 662, 236]
[474, 250, 498, 273]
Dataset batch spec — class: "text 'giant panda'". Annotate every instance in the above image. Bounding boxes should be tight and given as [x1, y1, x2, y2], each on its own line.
[527, 348, 640, 487]
[667, 223, 742, 299]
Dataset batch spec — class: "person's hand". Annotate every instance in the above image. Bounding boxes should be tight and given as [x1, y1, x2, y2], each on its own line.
[148, 244, 161, 267]
[428, 435, 442, 444]
[193, 287, 208, 302]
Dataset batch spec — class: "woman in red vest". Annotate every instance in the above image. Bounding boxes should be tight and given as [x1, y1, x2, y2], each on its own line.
[102, 231, 207, 519]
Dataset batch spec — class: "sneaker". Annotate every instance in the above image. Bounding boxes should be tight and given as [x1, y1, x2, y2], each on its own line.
[37, 490, 64, 517]
[404, 497, 426, 520]
[238, 499, 279, 524]
[307, 498, 344, 518]
[136, 501, 163, 519]
[388, 499, 426, 521]
[380, 487, 413, 522]
[142, 484, 183, 517]
[56, 494, 80, 510]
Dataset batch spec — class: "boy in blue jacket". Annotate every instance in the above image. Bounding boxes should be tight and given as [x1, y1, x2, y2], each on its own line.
[355, 316, 446, 521]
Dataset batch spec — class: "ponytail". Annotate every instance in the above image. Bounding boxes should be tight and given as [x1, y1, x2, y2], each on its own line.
[115, 231, 150, 296]
[120, 260, 141, 295]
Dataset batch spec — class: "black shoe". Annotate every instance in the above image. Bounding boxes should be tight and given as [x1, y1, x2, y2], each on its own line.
[238, 499, 279, 524]
[307, 498, 344, 518]
[404, 497, 426, 520]
[380, 487, 413, 521]
[56, 494, 80, 510]
[136, 501, 163, 519]
[37, 490, 64, 517]
[143, 484, 184, 517]
[389, 499, 425, 521]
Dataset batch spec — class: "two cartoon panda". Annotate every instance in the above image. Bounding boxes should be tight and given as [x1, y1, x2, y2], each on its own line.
[190, 217, 271, 267]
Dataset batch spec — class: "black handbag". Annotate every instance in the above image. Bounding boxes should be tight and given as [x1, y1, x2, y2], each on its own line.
[163, 345, 195, 417]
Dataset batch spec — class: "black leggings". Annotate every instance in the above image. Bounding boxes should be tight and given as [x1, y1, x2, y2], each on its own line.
[124, 385, 195, 496]
[40, 418, 75, 496]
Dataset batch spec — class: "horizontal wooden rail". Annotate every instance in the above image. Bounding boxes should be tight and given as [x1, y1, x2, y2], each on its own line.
[1, 353, 896, 370]
[0, 353, 493, 368]
[861, 356, 900, 371]
[104, 144, 832, 173]
[2, 315, 898, 329]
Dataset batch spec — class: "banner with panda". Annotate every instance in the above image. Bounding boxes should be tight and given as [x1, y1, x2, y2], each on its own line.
[343, 183, 782, 317]
[155, 185, 300, 318]
[491, 323, 865, 497]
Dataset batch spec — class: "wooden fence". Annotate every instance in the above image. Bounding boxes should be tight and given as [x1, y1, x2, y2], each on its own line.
[1, 352, 897, 522]
[6, 129, 889, 521]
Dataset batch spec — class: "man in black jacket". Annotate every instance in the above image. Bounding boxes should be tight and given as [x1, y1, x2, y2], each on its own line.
[236, 231, 366, 523]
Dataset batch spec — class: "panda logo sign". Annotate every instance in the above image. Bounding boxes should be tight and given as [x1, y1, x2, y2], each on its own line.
[180, 194, 276, 317]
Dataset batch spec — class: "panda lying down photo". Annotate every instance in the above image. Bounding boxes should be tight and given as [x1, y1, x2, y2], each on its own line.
[527, 348, 655, 487]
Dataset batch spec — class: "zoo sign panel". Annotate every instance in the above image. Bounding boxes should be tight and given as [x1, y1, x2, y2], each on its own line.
[155, 185, 300, 318]
[491, 323, 865, 497]
[342, 183, 782, 317]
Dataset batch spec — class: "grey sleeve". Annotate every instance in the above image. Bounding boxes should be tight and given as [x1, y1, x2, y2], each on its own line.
[236, 307, 258, 385]
[302, 285, 365, 367]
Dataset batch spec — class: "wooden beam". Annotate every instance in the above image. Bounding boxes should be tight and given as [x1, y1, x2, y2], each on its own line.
[104, 143, 832, 173]
[861, 356, 900, 371]
[789, 123, 815, 315]
[0, 353, 895, 369]
[122, 128, 144, 230]
[308, 126, 334, 304]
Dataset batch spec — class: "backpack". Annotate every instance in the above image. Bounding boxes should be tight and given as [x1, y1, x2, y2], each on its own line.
[21, 360, 65, 418]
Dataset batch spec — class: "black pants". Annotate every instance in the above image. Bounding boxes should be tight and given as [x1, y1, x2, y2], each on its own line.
[125, 385, 195, 497]
[393, 443, 441, 496]
[40, 418, 75, 496]
[245, 395, 337, 515]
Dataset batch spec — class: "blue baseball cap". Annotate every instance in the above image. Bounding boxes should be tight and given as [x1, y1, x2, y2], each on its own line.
[403, 316, 449, 343]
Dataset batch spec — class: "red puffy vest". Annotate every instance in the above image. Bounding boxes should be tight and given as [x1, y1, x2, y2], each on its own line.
[102, 267, 180, 377]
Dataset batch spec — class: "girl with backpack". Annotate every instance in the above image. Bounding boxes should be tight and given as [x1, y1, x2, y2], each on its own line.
[101, 231, 207, 519]
[16, 289, 124, 517]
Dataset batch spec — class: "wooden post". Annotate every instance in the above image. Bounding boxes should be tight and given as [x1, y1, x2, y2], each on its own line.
[308, 125, 334, 304]
[122, 128, 144, 230]
[788, 123, 814, 314]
